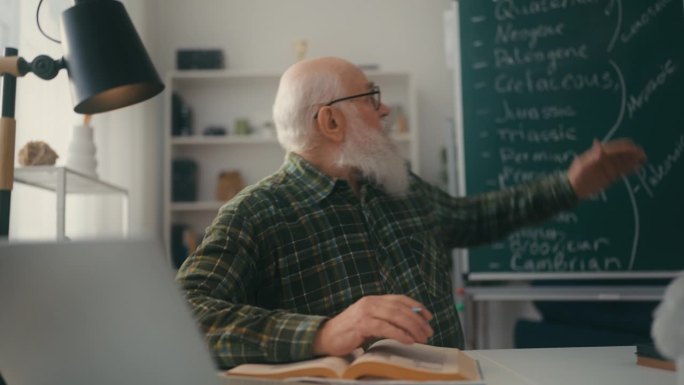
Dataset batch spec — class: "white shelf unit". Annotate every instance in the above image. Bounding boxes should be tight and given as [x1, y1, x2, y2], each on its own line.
[13, 166, 129, 240]
[163, 70, 419, 265]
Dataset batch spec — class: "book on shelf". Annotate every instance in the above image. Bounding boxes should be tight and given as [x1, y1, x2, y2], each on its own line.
[224, 339, 482, 381]
[635, 343, 676, 371]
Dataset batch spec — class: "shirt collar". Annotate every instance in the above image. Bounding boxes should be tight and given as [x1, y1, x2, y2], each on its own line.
[281, 152, 340, 202]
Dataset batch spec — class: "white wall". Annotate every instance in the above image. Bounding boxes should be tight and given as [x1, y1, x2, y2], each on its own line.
[0, 0, 19, 49]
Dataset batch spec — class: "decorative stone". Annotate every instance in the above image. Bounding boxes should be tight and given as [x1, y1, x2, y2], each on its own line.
[17, 141, 59, 166]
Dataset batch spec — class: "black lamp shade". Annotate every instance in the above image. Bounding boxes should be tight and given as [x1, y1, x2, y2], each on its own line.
[60, 0, 164, 114]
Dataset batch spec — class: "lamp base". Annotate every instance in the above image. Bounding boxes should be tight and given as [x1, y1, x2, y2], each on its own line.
[66, 124, 98, 179]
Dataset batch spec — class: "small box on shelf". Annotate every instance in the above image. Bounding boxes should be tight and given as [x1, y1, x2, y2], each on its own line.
[176, 49, 225, 70]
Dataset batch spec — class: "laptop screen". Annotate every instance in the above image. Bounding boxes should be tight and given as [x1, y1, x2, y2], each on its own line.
[0, 239, 221, 385]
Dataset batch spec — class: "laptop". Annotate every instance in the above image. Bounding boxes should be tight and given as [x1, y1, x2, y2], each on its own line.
[0, 239, 223, 385]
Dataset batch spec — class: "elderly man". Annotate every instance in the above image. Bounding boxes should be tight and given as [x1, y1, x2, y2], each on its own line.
[176, 57, 646, 369]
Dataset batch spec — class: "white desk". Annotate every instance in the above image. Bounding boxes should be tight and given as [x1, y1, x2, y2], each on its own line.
[220, 346, 675, 385]
[469, 346, 675, 385]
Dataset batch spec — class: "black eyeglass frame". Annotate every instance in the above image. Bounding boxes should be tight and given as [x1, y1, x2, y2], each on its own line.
[313, 85, 381, 119]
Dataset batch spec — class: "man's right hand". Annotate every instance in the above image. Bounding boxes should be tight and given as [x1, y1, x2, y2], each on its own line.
[311, 295, 434, 357]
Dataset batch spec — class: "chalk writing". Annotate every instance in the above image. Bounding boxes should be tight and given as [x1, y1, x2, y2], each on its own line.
[627, 59, 677, 119]
[499, 148, 575, 164]
[553, 212, 578, 224]
[620, 0, 675, 45]
[495, 22, 565, 48]
[494, 70, 617, 94]
[494, 0, 599, 21]
[511, 253, 622, 272]
[493, 44, 588, 74]
[495, 100, 577, 123]
[509, 234, 621, 272]
[509, 227, 566, 241]
[510, 236, 609, 255]
[532, 150, 575, 163]
[635, 133, 684, 197]
[496, 125, 577, 143]
[498, 167, 548, 187]
[459, 0, 684, 276]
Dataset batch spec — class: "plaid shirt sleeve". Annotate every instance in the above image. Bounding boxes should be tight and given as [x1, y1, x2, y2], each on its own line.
[422, 171, 579, 249]
[175, 200, 328, 369]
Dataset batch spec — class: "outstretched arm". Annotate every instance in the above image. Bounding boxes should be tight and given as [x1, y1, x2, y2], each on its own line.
[429, 138, 646, 248]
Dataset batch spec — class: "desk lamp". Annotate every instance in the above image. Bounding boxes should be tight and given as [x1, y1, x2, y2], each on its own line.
[0, 0, 164, 237]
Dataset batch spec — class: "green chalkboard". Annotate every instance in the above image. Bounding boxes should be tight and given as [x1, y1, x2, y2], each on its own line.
[458, 0, 684, 278]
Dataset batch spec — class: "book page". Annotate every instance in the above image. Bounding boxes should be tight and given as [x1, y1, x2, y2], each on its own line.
[284, 377, 485, 384]
[226, 355, 352, 379]
[226, 349, 364, 380]
[344, 339, 481, 381]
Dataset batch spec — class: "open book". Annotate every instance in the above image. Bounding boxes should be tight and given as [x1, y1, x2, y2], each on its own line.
[225, 339, 481, 381]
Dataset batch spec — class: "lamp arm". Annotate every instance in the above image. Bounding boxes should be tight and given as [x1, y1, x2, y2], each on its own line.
[0, 55, 65, 80]
[0, 53, 22, 238]
[0, 52, 64, 237]
[28, 56, 66, 80]
[0, 56, 29, 78]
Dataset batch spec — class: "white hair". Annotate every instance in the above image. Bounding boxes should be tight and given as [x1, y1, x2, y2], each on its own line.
[272, 67, 343, 153]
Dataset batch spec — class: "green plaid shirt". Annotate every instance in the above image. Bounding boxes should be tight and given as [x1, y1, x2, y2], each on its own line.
[176, 153, 577, 369]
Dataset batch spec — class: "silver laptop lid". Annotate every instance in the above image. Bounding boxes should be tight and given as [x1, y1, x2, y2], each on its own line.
[0, 239, 221, 385]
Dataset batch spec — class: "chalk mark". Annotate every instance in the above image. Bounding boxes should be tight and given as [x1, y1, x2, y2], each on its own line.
[623, 177, 640, 270]
[606, 0, 623, 54]
[602, 60, 626, 143]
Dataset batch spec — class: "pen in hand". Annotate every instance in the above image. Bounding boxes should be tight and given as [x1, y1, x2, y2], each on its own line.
[412, 307, 431, 322]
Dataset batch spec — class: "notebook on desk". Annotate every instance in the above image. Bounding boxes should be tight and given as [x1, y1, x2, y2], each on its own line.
[0, 239, 222, 385]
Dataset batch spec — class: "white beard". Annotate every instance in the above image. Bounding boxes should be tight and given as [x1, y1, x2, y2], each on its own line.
[335, 113, 410, 197]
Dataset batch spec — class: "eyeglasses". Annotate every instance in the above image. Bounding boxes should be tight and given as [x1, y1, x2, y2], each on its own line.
[313, 85, 381, 119]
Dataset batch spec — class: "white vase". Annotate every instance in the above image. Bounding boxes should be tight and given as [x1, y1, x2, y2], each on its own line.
[66, 124, 98, 178]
